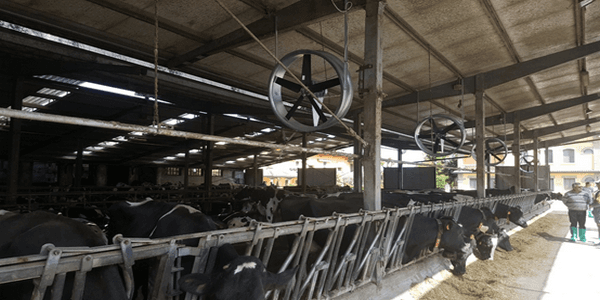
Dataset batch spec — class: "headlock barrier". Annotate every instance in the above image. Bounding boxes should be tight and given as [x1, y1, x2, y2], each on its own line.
[0, 192, 551, 300]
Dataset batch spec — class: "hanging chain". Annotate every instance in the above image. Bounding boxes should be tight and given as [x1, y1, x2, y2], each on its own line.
[152, 0, 160, 131]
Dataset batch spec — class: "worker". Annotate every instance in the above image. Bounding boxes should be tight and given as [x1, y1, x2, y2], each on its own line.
[583, 181, 595, 218]
[592, 181, 600, 243]
[562, 182, 592, 242]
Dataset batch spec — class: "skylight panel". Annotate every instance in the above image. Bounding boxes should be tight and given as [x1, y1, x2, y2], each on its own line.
[99, 141, 119, 147]
[80, 82, 137, 97]
[37, 88, 69, 98]
[23, 96, 55, 107]
[35, 75, 84, 86]
[163, 118, 183, 126]
[180, 113, 198, 119]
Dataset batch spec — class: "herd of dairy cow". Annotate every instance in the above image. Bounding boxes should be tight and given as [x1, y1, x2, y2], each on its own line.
[0, 185, 553, 300]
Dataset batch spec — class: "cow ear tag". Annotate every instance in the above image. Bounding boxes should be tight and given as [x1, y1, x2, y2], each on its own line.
[446, 224, 451, 231]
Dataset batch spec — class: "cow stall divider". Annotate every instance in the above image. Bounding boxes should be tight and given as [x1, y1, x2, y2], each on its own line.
[0, 192, 551, 300]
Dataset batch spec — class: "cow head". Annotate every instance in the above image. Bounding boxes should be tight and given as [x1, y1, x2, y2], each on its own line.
[437, 217, 473, 275]
[497, 229, 513, 251]
[508, 206, 527, 228]
[179, 255, 296, 300]
[472, 233, 498, 260]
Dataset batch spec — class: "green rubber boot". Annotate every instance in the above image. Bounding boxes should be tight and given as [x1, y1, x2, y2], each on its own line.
[570, 226, 578, 242]
[579, 228, 587, 242]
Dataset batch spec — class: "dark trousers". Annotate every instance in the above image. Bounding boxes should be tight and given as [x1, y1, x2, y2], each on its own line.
[568, 210, 587, 229]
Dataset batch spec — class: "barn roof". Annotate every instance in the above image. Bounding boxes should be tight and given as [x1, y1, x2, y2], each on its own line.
[0, 0, 599, 170]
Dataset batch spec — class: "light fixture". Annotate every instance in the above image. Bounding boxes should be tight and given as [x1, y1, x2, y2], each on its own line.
[586, 124, 592, 132]
[580, 0, 595, 8]
[586, 107, 593, 115]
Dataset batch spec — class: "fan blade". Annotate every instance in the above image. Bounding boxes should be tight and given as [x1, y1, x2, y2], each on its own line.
[275, 77, 302, 93]
[302, 54, 312, 84]
[285, 95, 305, 120]
[310, 78, 340, 93]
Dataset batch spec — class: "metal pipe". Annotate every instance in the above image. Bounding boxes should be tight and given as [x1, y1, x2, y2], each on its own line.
[0, 108, 360, 158]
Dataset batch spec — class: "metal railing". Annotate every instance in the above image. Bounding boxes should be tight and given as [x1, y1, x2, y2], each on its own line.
[0, 192, 549, 300]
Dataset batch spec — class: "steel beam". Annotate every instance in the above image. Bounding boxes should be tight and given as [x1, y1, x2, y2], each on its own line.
[504, 117, 600, 141]
[513, 112, 521, 193]
[167, 0, 367, 67]
[463, 93, 600, 128]
[521, 130, 600, 151]
[383, 39, 600, 108]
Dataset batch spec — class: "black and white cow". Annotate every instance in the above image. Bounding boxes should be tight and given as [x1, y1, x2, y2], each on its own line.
[107, 199, 295, 300]
[233, 186, 285, 223]
[458, 206, 499, 260]
[493, 203, 528, 228]
[479, 207, 514, 251]
[107, 199, 218, 299]
[280, 195, 474, 275]
[401, 214, 473, 275]
[178, 243, 296, 300]
[0, 211, 128, 300]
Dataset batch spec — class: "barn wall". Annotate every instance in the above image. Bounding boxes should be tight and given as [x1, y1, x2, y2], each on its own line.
[298, 168, 337, 186]
[383, 167, 436, 190]
[158, 167, 241, 186]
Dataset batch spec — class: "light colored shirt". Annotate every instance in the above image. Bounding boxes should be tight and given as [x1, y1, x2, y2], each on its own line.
[562, 190, 592, 211]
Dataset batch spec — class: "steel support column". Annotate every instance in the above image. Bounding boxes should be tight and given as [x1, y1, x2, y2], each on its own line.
[362, 0, 385, 210]
[398, 148, 403, 189]
[353, 113, 363, 192]
[513, 112, 521, 193]
[533, 131, 539, 192]
[544, 142, 549, 166]
[203, 114, 214, 194]
[7, 76, 23, 205]
[475, 74, 486, 198]
[75, 139, 83, 187]
[183, 146, 190, 188]
[302, 133, 308, 194]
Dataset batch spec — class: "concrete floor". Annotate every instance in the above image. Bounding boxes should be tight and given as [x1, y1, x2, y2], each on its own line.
[539, 203, 600, 300]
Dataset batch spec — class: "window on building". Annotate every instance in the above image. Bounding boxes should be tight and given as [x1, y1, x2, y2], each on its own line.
[563, 149, 575, 163]
[469, 178, 477, 189]
[212, 169, 222, 177]
[583, 148, 593, 155]
[167, 167, 181, 176]
[548, 149, 553, 163]
[563, 177, 576, 190]
[550, 178, 554, 191]
[584, 177, 595, 184]
[188, 168, 202, 177]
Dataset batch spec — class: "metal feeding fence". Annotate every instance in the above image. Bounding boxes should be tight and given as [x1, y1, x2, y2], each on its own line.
[0, 192, 549, 300]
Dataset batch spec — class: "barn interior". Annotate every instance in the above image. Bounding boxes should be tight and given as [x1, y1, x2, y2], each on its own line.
[0, 0, 598, 299]
[2, 0, 599, 199]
